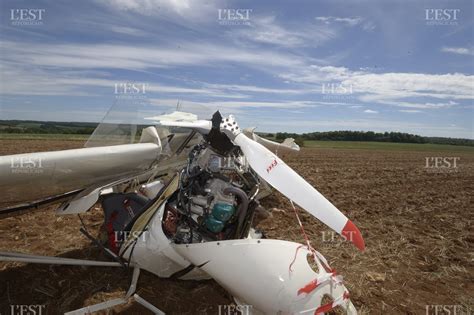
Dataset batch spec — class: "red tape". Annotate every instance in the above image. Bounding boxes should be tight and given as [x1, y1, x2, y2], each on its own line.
[314, 291, 350, 315]
[287, 200, 349, 313]
[297, 271, 337, 296]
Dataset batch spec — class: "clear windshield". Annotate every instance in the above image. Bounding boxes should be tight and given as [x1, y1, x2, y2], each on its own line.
[85, 97, 217, 148]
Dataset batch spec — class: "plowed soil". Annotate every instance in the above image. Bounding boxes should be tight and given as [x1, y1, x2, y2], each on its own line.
[1, 139, 473, 314]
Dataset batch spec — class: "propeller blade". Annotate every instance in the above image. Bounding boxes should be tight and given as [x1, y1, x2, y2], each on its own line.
[221, 116, 365, 251]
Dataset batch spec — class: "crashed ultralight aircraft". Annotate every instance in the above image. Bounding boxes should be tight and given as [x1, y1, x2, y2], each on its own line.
[0, 102, 364, 314]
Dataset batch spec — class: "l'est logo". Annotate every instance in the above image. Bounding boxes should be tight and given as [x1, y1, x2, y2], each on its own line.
[10, 9, 45, 21]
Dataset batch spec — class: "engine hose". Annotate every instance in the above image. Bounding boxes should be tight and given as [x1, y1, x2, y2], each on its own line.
[223, 186, 249, 238]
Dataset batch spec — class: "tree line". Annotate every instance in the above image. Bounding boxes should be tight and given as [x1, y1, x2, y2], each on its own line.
[0, 121, 97, 134]
[1, 121, 472, 147]
[274, 131, 473, 147]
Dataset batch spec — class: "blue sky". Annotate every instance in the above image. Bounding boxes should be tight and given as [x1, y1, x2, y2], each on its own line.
[0, 0, 473, 138]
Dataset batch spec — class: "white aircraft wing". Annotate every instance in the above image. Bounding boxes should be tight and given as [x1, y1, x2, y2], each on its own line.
[0, 143, 161, 210]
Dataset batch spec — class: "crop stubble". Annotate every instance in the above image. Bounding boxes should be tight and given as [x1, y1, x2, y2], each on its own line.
[0, 139, 472, 314]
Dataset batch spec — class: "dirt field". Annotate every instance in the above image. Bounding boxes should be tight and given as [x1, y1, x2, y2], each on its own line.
[1, 139, 473, 314]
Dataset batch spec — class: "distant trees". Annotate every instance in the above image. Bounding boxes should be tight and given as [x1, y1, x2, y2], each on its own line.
[424, 137, 474, 146]
[0, 121, 97, 134]
[1, 120, 472, 147]
[1, 126, 96, 134]
[293, 137, 305, 147]
[274, 130, 473, 146]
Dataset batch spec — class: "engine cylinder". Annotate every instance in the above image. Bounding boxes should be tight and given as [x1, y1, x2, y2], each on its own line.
[204, 202, 235, 233]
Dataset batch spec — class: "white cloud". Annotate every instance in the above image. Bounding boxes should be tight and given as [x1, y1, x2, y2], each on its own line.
[0, 40, 305, 72]
[144, 99, 365, 123]
[108, 25, 147, 36]
[1, 27, 472, 117]
[379, 100, 458, 109]
[0, 62, 247, 98]
[280, 65, 474, 107]
[203, 83, 306, 95]
[362, 21, 376, 32]
[441, 47, 474, 56]
[150, 99, 334, 110]
[315, 16, 363, 27]
[235, 16, 336, 48]
[3, 37, 472, 112]
[97, 0, 214, 18]
[364, 109, 378, 114]
[279, 64, 358, 83]
[399, 110, 421, 113]
[352, 72, 474, 103]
